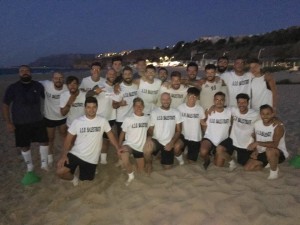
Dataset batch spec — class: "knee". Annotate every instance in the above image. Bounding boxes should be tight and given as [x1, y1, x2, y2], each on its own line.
[266, 148, 279, 159]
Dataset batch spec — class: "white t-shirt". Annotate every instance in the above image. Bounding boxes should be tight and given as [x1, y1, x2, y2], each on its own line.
[150, 107, 183, 145]
[158, 85, 188, 109]
[177, 103, 205, 142]
[230, 107, 259, 148]
[80, 77, 106, 91]
[60, 90, 86, 127]
[138, 78, 162, 114]
[40, 80, 68, 120]
[251, 75, 273, 111]
[221, 71, 252, 107]
[254, 120, 289, 158]
[204, 108, 232, 146]
[112, 82, 138, 122]
[95, 82, 116, 121]
[69, 115, 111, 164]
[199, 79, 224, 110]
[122, 114, 150, 152]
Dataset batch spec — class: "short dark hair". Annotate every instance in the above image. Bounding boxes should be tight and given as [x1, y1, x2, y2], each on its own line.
[187, 62, 198, 71]
[19, 65, 31, 71]
[91, 62, 102, 68]
[136, 58, 146, 63]
[247, 58, 261, 65]
[66, 76, 79, 85]
[123, 66, 133, 73]
[260, 104, 273, 112]
[112, 56, 122, 63]
[236, 93, 250, 101]
[85, 96, 98, 107]
[133, 97, 144, 106]
[146, 64, 156, 72]
[205, 64, 216, 71]
[217, 56, 229, 62]
[170, 71, 181, 78]
[214, 91, 226, 98]
[158, 67, 168, 74]
[187, 87, 200, 97]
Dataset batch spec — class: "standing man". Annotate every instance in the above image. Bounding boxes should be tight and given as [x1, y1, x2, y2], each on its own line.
[40, 72, 68, 166]
[119, 97, 149, 185]
[133, 58, 147, 80]
[200, 92, 232, 170]
[249, 58, 277, 112]
[157, 67, 169, 83]
[144, 93, 183, 173]
[111, 56, 123, 84]
[158, 71, 188, 108]
[216, 56, 229, 76]
[60, 76, 86, 128]
[175, 87, 206, 164]
[80, 62, 104, 91]
[245, 105, 289, 179]
[56, 97, 121, 186]
[221, 58, 252, 107]
[2, 65, 49, 172]
[186, 62, 200, 82]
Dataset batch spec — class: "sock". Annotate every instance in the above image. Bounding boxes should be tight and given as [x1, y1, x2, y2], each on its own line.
[175, 154, 184, 165]
[100, 153, 107, 164]
[126, 172, 135, 186]
[71, 175, 79, 186]
[268, 167, 279, 180]
[21, 150, 34, 172]
[39, 146, 49, 169]
[48, 154, 53, 165]
[229, 159, 237, 171]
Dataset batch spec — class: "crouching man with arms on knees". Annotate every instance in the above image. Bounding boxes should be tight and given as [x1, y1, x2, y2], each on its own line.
[56, 97, 121, 186]
[244, 104, 289, 179]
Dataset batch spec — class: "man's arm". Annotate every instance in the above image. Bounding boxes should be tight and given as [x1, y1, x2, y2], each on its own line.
[106, 130, 122, 153]
[60, 93, 78, 116]
[265, 72, 278, 112]
[165, 123, 182, 151]
[57, 132, 76, 168]
[2, 103, 15, 133]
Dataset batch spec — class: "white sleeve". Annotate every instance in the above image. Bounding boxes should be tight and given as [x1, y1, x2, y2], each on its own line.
[60, 92, 69, 108]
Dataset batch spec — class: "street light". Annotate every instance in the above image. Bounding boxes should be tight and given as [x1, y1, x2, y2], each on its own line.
[223, 51, 229, 56]
[258, 48, 265, 59]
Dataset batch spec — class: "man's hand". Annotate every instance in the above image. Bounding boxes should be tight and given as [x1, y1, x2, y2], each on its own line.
[6, 122, 15, 133]
[57, 154, 69, 168]
[247, 142, 258, 151]
[164, 142, 174, 151]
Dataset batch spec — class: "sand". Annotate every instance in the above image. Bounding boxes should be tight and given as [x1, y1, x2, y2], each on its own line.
[0, 70, 300, 225]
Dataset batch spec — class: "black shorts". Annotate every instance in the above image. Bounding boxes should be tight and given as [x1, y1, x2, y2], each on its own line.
[44, 117, 66, 128]
[132, 149, 144, 159]
[152, 138, 174, 165]
[180, 134, 200, 162]
[15, 120, 49, 147]
[64, 153, 97, 181]
[115, 121, 123, 137]
[257, 150, 286, 167]
[201, 137, 233, 155]
[234, 146, 252, 165]
[103, 120, 115, 139]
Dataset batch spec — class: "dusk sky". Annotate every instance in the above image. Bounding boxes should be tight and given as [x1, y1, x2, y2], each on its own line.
[1, 0, 299, 67]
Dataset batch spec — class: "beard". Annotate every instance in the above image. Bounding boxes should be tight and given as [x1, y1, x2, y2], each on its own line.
[217, 66, 227, 73]
[20, 74, 32, 83]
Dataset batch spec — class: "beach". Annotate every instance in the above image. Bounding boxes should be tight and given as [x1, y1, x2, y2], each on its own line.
[0, 70, 300, 225]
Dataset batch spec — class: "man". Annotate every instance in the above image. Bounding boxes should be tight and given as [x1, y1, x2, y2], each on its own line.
[158, 71, 188, 108]
[112, 66, 138, 136]
[56, 97, 121, 186]
[80, 62, 104, 91]
[40, 72, 68, 166]
[158, 67, 169, 83]
[244, 105, 289, 179]
[215, 93, 260, 170]
[175, 87, 206, 164]
[2, 65, 49, 172]
[136, 64, 162, 114]
[200, 92, 232, 170]
[221, 58, 252, 107]
[186, 62, 199, 82]
[60, 76, 86, 128]
[216, 56, 229, 75]
[199, 64, 227, 110]
[87, 68, 117, 164]
[144, 93, 182, 173]
[111, 56, 123, 83]
[119, 97, 149, 185]
[249, 58, 277, 112]
[133, 58, 147, 80]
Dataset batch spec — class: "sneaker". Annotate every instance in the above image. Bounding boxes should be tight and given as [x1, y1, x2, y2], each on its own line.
[71, 176, 79, 186]
[229, 161, 237, 172]
[265, 163, 270, 168]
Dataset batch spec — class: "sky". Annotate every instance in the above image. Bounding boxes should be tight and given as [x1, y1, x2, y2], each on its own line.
[1, 0, 299, 67]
